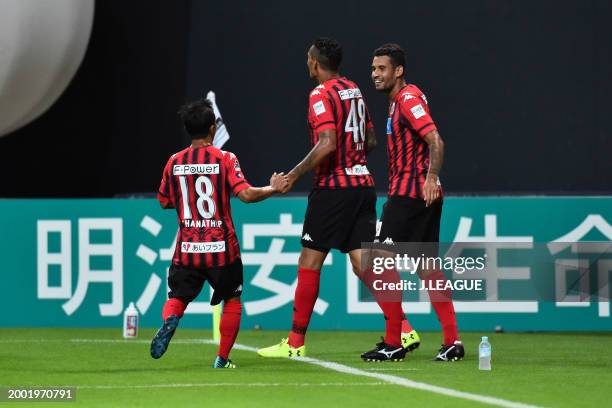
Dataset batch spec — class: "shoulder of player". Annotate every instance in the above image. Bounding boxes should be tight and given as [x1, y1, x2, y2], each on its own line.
[398, 87, 418, 102]
[337, 77, 360, 88]
[398, 85, 428, 108]
[167, 147, 189, 163]
[309, 83, 328, 99]
[310, 78, 364, 102]
[217, 148, 239, 163]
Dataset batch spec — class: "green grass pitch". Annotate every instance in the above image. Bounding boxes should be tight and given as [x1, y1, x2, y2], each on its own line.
[1, 328, 610, 407]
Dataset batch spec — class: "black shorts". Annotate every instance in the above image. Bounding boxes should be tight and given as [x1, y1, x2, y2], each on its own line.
[167, 258, 243, 306]
[377, 196, 442, 243]
[301, 187, 376, 253]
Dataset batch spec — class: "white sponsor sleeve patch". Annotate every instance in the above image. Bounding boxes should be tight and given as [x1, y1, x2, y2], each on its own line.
[313, 100, 326, 116]
[410, 104, 426, 119]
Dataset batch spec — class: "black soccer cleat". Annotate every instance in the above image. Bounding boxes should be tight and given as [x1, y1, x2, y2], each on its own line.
[361, 338, 407, 362]
[150, 315, 179, 359]
[433, 341, 465, 362]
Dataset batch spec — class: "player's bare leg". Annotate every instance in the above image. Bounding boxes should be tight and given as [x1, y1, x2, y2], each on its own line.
[257, 247, 327, 358]
[213, 296, 242, 368]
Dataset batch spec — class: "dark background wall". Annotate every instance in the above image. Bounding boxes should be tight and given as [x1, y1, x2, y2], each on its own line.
[1, 0, 610, 197]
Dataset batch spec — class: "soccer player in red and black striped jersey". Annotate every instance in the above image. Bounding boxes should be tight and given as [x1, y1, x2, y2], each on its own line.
[371, 43, 464, 361]
[258, 38, 415, 361]
[150, 99, 287, 368]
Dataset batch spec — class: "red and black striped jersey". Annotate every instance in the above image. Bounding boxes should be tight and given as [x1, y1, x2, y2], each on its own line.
[157, 146, 251, 269]
[386, 84, 441, 198]
[307, 77, 375, 189]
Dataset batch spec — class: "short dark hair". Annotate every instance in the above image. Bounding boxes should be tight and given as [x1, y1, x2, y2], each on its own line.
[373, 43, 406, 73]
[177, 98, 215, 138]
[312, 37, 342, 71]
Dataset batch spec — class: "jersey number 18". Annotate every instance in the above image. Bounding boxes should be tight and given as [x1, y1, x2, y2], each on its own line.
[178, 175, 216, 219]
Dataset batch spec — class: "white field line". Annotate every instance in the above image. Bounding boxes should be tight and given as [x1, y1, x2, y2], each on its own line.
[365, 367, 419, 371]
[222, 340, 542, 408]
[3, 338, 543, 408]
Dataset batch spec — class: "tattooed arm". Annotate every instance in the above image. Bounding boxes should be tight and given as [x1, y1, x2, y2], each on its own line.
[422, 129, 445, 207]
[285, 129, 336, 192]
[365, 127, 377, 154]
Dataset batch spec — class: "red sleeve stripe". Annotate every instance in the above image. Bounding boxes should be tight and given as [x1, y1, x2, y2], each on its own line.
[314, 121, 335, 129]
[416, 122, 435, 133]
[232, 180, 247, 193]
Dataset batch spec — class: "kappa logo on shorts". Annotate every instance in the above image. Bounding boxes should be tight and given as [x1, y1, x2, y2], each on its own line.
[302, 233, 313, 242]
[235, 285, 242, 292]
[382, 237, 394, 245]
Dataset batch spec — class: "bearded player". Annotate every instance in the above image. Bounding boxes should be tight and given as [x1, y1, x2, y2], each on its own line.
[371, 43, 464, 361]
[257, 38, 420, 362]
[150, 99, 287, 368]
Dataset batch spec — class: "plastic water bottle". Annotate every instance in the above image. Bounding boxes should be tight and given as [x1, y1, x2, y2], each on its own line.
[479, 336, 491, 370]
[123, 302, 139, 339]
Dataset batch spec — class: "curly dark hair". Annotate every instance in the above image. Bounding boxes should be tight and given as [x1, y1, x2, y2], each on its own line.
[312, 37, 343, 72]
[177, 98, 215, 138]
[373, 43, 406, 74]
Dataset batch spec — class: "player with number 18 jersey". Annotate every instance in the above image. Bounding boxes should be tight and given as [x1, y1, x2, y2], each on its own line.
[158, 146, 247, 270]
[151, 98, 286, 369]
